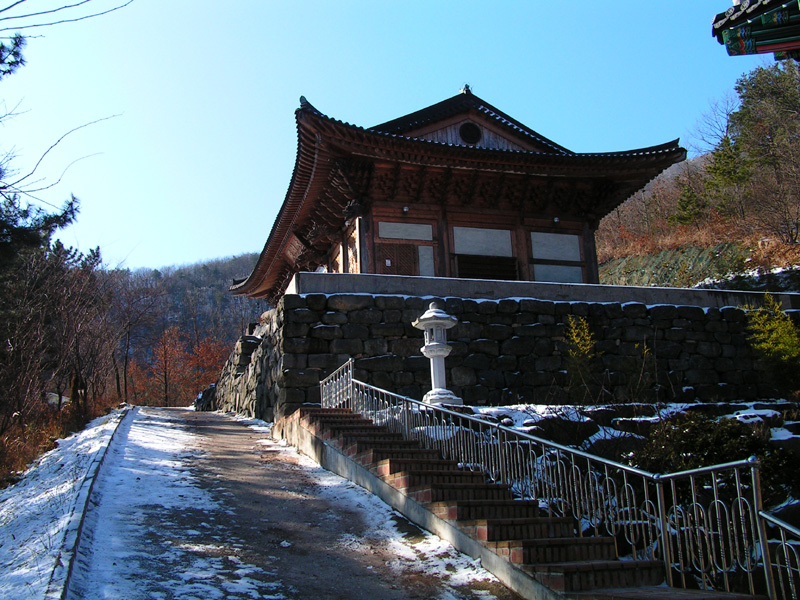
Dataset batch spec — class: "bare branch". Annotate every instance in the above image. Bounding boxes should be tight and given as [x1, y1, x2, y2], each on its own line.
[689, 92, 740, 155]
[8, 114, 119, 189]
[0, 0, 134, 33]
[0, 2, 29, 16]
[7, 152, 101, 197]
[0, 0, 94, 23]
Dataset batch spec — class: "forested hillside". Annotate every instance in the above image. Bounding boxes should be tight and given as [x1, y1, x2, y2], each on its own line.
[0, 243, 264, 483]
[109, 253, 265, 408]
[598, 60, 800, 292]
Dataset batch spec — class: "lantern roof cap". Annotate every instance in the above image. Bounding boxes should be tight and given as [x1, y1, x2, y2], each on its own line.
[412, 302, 458, 330]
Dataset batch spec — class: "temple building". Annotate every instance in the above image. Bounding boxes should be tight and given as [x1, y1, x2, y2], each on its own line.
[712, 0, 800, 59]
[232, 88, 685, 305]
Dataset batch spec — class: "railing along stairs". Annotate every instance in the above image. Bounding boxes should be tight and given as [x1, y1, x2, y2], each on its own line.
[321, 359, 800, 599]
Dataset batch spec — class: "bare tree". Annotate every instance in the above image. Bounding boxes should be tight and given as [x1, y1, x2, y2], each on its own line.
[689, 92, 740, 155]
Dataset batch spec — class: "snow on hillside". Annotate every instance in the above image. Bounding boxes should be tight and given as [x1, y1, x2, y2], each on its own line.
[0, 409, 127, 599]
[696, 264, 800, 293]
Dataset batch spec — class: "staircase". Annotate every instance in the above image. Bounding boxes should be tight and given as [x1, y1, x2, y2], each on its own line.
[283, 407, 764, 600]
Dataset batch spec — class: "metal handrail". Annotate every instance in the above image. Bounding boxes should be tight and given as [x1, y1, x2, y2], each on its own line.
[760, 512, 800, 600]
[320, 359, 790, 598]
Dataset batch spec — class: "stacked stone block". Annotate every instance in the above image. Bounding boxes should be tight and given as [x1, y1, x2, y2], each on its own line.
[213, 293, 779, 421]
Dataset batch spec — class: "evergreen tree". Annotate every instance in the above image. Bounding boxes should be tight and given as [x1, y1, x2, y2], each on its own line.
[705, 136, 752, 221]
[671, 183, 706, 226]
[728, 61, 800, 242]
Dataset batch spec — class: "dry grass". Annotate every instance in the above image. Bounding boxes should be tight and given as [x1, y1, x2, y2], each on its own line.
[597, 221, 733, 263]
[0, 397, 117, 488]
[598, 214, 800, 270]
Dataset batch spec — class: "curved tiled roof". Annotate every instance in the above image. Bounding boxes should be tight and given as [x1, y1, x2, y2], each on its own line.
[301, 96, 682, 168]
[231, 95, 686, 302]
[369, 88, 571, 154]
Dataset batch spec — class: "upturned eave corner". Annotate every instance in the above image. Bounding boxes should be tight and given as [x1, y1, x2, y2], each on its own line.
[234, 92, 687, 303]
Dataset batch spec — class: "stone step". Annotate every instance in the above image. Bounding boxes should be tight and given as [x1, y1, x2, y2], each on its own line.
[488, 536, 617, 564]
[384, 469, 486, 491]
[374, 457, 462, 477]
[522, 560, 664, 594]
[459, 517, 575, 542]
[355, 447, 443, 468]
[409, 482, 514, 504]
[430, 499, 542, 521]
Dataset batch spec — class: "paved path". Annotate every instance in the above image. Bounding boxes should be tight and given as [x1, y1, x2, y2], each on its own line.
[66, 407, 522, 600]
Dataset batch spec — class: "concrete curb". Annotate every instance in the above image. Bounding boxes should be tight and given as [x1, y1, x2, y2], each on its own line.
[43, 405, 135, 600]
[275, 412, 560, 600]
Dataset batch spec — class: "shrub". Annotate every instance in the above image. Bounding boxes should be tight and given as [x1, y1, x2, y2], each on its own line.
[746, 293, 800, 391]
[564, 315, 601, 404]
[629, 412, 799, 508]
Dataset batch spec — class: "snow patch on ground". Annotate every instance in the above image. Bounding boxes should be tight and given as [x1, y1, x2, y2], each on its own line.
[0, 410, 124, 600]
[65, 407, 284, 600]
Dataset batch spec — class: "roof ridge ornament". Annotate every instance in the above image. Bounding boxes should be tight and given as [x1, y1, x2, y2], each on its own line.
[460, 83, 472, 94]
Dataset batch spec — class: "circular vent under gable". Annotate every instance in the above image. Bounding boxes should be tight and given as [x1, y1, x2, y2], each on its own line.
[459, 122, 482, 145]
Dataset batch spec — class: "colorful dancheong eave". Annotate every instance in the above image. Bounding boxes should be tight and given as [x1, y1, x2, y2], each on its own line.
[713, 0, 800, 59]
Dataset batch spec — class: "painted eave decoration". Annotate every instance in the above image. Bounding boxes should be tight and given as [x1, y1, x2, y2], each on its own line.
[713, 0, 800, 59]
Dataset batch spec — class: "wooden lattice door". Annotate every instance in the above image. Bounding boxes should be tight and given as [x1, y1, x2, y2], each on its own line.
[375, 243, 417, 276]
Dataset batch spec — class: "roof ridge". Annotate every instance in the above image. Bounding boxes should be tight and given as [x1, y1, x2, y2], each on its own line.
[368, 91, 572, 154]
[296, 97, 681, 160]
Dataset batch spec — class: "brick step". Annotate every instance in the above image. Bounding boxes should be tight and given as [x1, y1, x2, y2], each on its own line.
[410, 483, 514, 504]
[298, 407, 354, 417]
[374, 458, 463, 477]
[355, 447, 443, 468]
[322, 422, 391, 432]
[332, 436, 410, 453]
[301, 414, 367, 428]
[488, 536, 617, 564]
[345, 439, 423, 457]
[301, 414, 368, 427]
[322, 430, 404, 443]
[296, 409, 749, 599]
[304, 421, 369, 436]
[568, 588, 768, 599]
[430, 499, 542, 521]
[384, 469, 487, 491]
[522, 560, 664, 593]
[459, 517, 575, 542]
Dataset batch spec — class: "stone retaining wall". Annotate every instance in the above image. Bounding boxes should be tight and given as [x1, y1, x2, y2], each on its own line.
[213, 292, 785, 422]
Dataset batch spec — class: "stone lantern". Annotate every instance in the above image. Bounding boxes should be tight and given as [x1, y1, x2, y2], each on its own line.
[412, 302, 462, 405]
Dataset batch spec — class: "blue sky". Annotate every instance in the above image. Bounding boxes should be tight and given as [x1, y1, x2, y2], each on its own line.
[0, 1, 765, 270]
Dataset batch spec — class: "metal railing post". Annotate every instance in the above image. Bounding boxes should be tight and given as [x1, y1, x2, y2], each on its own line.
[751, 457, 777, 599]
[655, 475, 674, 587]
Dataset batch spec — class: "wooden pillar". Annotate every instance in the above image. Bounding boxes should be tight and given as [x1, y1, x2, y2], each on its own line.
[583, 223, 599, 284]
[362, 212, 375, 274]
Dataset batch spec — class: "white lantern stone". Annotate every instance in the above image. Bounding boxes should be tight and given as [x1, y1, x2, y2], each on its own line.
[412, 302, 462, 405]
